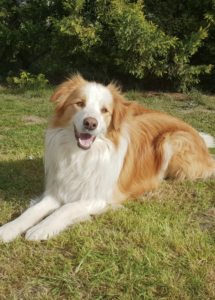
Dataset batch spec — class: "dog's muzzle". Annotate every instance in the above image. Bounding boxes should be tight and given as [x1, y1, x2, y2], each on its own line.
[74, 126, 96, 150]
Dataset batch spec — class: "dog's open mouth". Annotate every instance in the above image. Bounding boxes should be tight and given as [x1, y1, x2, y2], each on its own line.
[74, 127, 96, 150]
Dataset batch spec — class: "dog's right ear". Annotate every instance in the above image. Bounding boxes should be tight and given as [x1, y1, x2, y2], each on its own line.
[49, 81, 73, 110]
[49, 74, 87, 111]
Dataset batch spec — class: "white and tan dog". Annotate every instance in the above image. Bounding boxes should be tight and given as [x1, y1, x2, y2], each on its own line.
[0, 75, 215, 242]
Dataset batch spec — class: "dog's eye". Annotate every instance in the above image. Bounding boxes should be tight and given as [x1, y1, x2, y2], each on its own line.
[101, 108, 108, 113]
[77, 102, 84, 107]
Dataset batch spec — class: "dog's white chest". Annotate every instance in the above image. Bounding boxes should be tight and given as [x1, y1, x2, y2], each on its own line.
[44, 128, 128, 204]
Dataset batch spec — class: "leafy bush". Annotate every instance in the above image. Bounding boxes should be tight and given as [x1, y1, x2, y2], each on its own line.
[1, 0, 215, 91]
[6, 71, 49, 88]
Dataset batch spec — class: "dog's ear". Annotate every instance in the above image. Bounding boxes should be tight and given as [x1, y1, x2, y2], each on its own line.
[49, 74, 87, 111]
[112, 100, 128, 131]
[108, 83, 128, 131]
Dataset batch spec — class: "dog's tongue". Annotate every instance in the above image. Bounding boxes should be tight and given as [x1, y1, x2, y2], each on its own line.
[79, 133, 93, 146]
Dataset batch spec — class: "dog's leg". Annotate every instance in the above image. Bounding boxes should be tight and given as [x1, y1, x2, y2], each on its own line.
[0, 195, 60, 242]
[25, 200, 107, 241]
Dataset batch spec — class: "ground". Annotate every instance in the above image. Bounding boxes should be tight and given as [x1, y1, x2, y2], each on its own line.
[0, 86, 215, 300]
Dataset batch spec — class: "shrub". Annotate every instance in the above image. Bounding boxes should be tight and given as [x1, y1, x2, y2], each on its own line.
[6, 71, 49, 88]
[1, 0, 215, 91]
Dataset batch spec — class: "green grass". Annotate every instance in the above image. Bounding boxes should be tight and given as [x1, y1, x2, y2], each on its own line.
[0, 86, 215, 299]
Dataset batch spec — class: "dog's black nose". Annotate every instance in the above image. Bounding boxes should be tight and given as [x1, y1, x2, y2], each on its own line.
[83, 118, 98, 131]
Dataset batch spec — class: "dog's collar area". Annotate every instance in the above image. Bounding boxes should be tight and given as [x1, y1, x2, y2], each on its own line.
[74, 126, 96, 150]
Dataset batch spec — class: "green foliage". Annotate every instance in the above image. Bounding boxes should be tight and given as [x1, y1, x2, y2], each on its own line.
[0, 0, 62, 75]
[6, 70, 49, 88]
[1, 0, 215, 91]
[143, 0, 215, 91]
[109, 0, 177, 78]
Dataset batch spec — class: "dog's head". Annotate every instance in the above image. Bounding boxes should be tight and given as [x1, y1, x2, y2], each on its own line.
[49, 75, 128, 150]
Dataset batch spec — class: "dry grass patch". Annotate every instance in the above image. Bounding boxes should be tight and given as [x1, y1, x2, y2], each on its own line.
[164, 92, 190, 101]
[21, 115, 47, 125]
[205, 267, 215, 298]
[181, 109, 215, 114]
[198, 207, 215, 232]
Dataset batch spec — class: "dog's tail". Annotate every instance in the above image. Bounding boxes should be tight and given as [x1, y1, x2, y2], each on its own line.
[199, 133, 215, 175]
[199, 132, 215, 148]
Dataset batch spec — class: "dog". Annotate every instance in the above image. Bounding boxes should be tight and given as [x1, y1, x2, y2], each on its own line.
[0, 74, 215, 242]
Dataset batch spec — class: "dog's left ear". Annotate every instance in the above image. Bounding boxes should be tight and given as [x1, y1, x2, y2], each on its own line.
[112, 100, 128, 131]
[108, 83, 128, 131]
[49, 74, 87, 111]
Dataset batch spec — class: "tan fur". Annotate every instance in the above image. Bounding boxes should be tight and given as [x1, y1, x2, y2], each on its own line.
[50, 75, 215, 204]
[165, 131, 215, 180]
[49, 74, 87, 106]
[49, 75, 87, 128]
[106, 84, 215, 201]
[102, 101, 114, 134]
[113, 104, 215, 200]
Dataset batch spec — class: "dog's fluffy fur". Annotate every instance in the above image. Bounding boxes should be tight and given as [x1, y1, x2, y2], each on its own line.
[0, 75, 215, 242]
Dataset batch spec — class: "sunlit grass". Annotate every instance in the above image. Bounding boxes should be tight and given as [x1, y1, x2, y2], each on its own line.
[0, 85, 215, 299]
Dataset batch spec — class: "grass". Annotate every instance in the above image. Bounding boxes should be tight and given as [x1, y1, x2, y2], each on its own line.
[0, 85, 215, 299]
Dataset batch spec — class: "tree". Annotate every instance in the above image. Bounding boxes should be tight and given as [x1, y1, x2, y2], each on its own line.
[0, 0, 214, 91]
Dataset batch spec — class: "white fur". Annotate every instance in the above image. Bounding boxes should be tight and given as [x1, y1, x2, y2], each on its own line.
[0, 83, 128, 242]
[72, 83, 113, 136]
[0, 196, 60, 242]
[199, 132, 215, 148]
[44, 126, 128, 203]
[26, 130, 128, 241]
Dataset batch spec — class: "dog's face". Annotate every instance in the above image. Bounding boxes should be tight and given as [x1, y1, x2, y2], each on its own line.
[49, 75, 126, 150]
[71, 82, 114, 149]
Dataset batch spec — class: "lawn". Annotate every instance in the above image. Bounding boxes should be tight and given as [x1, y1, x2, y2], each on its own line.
[0, 85, 215, 300]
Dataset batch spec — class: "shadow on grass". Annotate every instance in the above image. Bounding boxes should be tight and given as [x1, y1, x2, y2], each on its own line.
[0, 157, 45, 203]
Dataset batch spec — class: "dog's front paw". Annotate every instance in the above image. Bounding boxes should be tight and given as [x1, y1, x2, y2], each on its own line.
[0, 222, 21, 243]
[25, 224, 59, 241]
